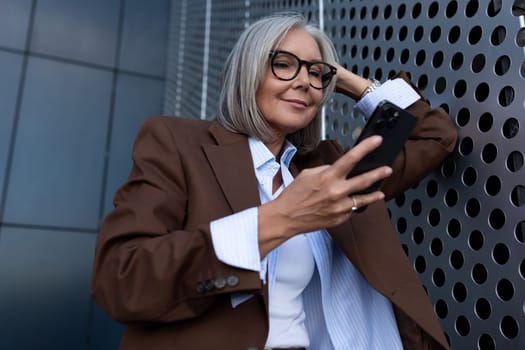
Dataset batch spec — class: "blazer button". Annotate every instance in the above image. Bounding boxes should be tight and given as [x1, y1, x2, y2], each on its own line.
[214, 277, 227, 289]
[204, 279, 215, 292]
[196, 282, 206, 294]
[227, 274, 240, 287]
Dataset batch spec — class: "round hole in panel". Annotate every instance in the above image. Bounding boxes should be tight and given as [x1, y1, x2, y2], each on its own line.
[433, 268, 446, 287]
[500, 315, 519, 339]
[487, 0, 502, 17]
[400, 48, 410, 64]
[506, 151, 523, 172]
[411, 199, 422, 216]
[448, 25, 461, 44]
[496, 278, 514, 302]
[478, 334, 496, 350]
[481, 143, 497, 164]
[412, 2, 422, 18]
[475, 82, 490, 102]
[492, 243, 510, 265]
[431, 238, 443, 256]
[372, 26, 380, 40]
[435, 299, 448, 319]
[502, 117, 519, 139]
[417, 74, 428, 90]
[472, 53, 485, 72]
[447, 218, 461, 238]
[488, 208, 505, 230]
[469, 25, 483, 45]
[446, 1, 458, 18]
[466, 0, 480, 18]
[414, 26, 424, 42]
[361, 46, 369, 59]
[495, 55, 511, 76]
[385, 25, 393, 40]
[426, 179, 438, 198]
[386, 47, 395, 62]
[516, 28, 525, 47]
[441, 158, 456, 178]
[435, 76, 447, 94]
[414, 255, 426, 273]
[359, 6, 367, 20]
[453, 79, 467, 98]
[469, 230, 484, 251]
[472, 263, 488, 284]
[455, 315, 471, 336]
[415, 50, 426, 66]
[451, 52, 464, 70]
[515, 221, 525, 243]
[371, 5, 379, 19]
[383, 4, 392, 19]
[475, 298, 492, 320]
[456, 107, 470, 126]
[453, 282, 468, 302]
[491, 25, 506, 46]
[462, 166, 477, 186]
[511, 185, 525, 207]
[360, 26, 368, 40]
[478, 112, 493, 132]
[397, 3, 407, 19]
[413, 226, 424, 245]
[428, 1, 439, 18]
[395, 192, 406, 207]
[428, 208, 441, 226]
[459, 137, 473, 156]
[399, 25, 408, 41]
[433, 51, 444, 68]
[450, 249, 465, 269]
[520, 259, 525, 279]
[397, 217, 407, 233]
[465, 198, 481, 218]
[498, 86, 515, 107]
[485, 175, 501, 196]
[430, 26, 441, 43]
[445, 188, 459, 207]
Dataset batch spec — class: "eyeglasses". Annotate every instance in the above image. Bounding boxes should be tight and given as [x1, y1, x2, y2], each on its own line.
[269, 50, 337, 90]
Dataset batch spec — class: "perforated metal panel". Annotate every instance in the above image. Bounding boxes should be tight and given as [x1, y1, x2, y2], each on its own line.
[164, 1, 525, 348]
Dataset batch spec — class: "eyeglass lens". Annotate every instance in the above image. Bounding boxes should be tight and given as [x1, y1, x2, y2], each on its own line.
[271, 51, 333, 89]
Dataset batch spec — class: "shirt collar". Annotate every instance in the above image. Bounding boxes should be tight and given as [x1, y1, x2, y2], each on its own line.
[248, 137, 297, 170]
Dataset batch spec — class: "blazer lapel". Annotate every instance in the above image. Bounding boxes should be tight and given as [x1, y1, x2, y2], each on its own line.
[203, 122, 261, 214]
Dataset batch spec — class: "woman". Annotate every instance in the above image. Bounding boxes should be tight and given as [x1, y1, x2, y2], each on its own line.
[92, 13, 457, 350]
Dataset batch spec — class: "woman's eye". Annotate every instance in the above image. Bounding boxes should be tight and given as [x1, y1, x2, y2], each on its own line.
[308, 69, 321, 78]
[273, 61, 290, 69]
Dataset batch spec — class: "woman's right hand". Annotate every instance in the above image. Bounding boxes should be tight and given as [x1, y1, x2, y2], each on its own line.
[257, 135, 392, 256]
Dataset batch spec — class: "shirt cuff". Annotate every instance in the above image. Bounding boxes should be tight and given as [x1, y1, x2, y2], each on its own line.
[210, 207, 263, 274]
[354, 78, 421, 118]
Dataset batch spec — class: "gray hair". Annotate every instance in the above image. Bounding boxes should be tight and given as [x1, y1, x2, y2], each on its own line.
[216, 12, 338, 154]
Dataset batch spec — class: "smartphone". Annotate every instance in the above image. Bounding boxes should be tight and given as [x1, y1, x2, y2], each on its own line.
[347, 100, 417, 194]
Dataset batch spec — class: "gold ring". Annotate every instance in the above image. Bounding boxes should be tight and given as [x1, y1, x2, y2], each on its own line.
[351, 196, 358, 211]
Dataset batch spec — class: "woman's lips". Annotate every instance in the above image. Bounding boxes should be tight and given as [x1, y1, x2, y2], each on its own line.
[284, 99, 308, 108]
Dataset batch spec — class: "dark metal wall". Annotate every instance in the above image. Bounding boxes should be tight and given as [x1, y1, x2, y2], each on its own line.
[164, 1, 525, 349]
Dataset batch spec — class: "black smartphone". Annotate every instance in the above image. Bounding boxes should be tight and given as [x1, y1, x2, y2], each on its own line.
[347, 100, 417, 194]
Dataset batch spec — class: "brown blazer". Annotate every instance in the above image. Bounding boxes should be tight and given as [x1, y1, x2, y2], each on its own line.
[92, 76, 457, 350]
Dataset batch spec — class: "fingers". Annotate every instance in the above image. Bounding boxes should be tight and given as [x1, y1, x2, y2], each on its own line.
[331, 135, 383, 177]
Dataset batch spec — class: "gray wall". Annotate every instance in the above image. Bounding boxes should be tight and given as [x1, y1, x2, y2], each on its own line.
[0, 0, 169, 349]
[164, 1, 525, 349]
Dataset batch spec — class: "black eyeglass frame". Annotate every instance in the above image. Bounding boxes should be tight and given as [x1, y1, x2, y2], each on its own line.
[268, 50, 337, 90]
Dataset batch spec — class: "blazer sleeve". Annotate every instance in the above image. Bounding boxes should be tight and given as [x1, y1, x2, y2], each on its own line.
[91, 116, 263, 324]
[378, 72, 458, 200]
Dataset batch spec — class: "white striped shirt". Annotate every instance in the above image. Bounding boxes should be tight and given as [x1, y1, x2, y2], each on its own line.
[210, 78, 420, 349]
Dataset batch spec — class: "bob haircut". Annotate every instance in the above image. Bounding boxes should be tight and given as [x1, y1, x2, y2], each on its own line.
[216, 12, 338, 154]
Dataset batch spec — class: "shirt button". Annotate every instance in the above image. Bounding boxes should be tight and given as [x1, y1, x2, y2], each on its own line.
[226, 274, 240, 287]
[204, 279, 215, 292]
[214, 277, 227, 289]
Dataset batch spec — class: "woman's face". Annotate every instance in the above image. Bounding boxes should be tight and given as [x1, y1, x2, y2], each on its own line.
[256, 28, 324, 140]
